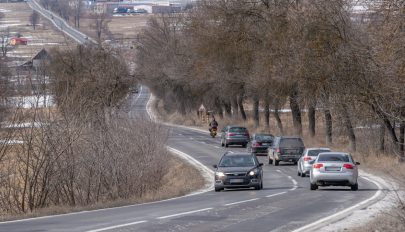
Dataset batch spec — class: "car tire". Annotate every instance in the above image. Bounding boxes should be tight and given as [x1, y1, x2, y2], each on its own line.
[268, 158, 273, 165]
[297, 171, 301, 176]
[221, 139, 224, 147]
[215, 187, 223, 192]
[310, 183, 318, 190]
[225, 142, 229, 147]
[351, 183, 358, 191]
[260, 181, 263, 190]
[274, 160, 279, 166]
[293, 161, 298, 165]
[254, 184, 261, 190]
[301, 172, 306, 177]
[242, 143, 247, 148]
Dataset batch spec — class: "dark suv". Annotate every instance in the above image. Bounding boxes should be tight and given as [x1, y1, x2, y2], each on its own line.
[268, 136, 305, 166]
[213, 152, 263, 192]
[220, 126, 250, 148]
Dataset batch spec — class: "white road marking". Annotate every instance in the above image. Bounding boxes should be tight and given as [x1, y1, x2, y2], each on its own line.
[214, 146, 221, 148]
[200, 141, 206, 144]
[287, 176, 298, 191]
[178, 133, 183, 136]
[276, 170, 282, 173]
[157, 208, 213, 219]
[224, 198, 259, 206]
[86, 221, 147, 232]
[266, 192, 287, 198]
[189, 137, 194, 140]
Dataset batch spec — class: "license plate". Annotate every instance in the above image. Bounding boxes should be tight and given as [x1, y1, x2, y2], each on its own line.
[262, 143, 270, 146]
[230, 179, 244, 183]
[326, 167, 341, 171]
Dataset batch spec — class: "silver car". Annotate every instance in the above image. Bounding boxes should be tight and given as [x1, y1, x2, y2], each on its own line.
[297, 148, 331, 177]
[310, 152, 360, 191]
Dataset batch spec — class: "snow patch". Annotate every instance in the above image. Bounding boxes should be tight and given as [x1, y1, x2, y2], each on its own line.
[8, 95, 54, 109]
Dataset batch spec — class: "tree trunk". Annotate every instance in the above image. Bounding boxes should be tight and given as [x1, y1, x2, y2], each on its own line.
[231, 97, 239, 119]
[400, 123, 405, 157]
[324, 109, 332, 145]
[274, 107, 284, 135]
[371, 104, 399, 150]
[308, 104, 316, 138]
[379, 122, 385, 153]
[223, 100, 232, 118]
[253, 97, 259, 128]
[289, 90, 302, 135]
[264, 98, 270, 129]
[342, 104, 356, 152]
[214, 98, 223, 119]
[238, 95, 247, 121]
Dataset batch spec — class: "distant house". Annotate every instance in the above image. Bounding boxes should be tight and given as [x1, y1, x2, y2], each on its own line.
[19, 49, 51, 70]
[9, 38, 28, 46]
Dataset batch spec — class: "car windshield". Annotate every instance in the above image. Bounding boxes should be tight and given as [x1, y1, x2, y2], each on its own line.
[308, 149, 330, 157]
[255, 135, 273, 142]
[280, 138, 304, 147]
[229, 127, 247, 133]
[219, 155, 256, 167]
[318, 154, 350, 162]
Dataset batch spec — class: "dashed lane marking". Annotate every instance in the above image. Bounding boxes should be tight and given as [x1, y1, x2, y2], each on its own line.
[224, 198, 259, 206]
[157, 208, 213, 219]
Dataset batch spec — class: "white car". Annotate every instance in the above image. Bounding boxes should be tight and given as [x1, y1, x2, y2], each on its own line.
[297, 148, 331, 177]
[310, 152, 360, 191]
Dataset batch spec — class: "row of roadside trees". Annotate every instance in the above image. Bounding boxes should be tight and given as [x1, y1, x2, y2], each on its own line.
[136, 0, 404, 156]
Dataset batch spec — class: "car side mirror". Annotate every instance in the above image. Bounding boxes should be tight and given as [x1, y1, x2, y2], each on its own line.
[355, 162, 360, 165]
[258, 163, 263, 167]
[213, 164, 218, 169]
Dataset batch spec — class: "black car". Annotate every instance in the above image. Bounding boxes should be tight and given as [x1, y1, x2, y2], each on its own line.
[268, 136, 305, 166]
[213, 152, 263, 192]
[220, 126, 250, 148]
[247, 133, 274, 155]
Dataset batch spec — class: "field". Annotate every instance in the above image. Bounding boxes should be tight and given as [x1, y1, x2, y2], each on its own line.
[0, 2, 72, 64]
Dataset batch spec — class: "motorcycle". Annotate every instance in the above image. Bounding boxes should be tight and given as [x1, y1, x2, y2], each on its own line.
[210, 127, 218, 138]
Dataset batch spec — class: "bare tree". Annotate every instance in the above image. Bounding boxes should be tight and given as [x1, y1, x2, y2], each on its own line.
[90, 10, 111, 43]
[0, 27, 11, 57]
[29, 11, 40, 30]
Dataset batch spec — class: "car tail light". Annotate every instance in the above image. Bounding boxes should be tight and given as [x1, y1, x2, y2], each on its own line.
[253, 142, 260, 147]
[343, 164, 354, 169]
[228, 133, 236, 136]
[313, 163, 323, 169]
[303, 157, 312, 161]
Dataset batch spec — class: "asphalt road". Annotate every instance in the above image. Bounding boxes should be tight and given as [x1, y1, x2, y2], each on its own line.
[0, 86, 379, 232]
[27, 0, 92, 44]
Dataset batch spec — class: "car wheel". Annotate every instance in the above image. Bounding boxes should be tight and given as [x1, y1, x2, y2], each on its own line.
[242, 143, 247, 148]
[255, 184, 261, 190]
[221, 139, 224, 147]
[215, 187, 223, 192]
[260, 181, 263, 190]
[310, 183, 318, 190]
[293, 161, 298, 165]
[225, 142, 229, 147]
[351, 183, 358, 191]
[301, 172, 306, 177]
[268, 158, 273, 165]
[297, 171, 301, 176]
[274, 160, 279, 166]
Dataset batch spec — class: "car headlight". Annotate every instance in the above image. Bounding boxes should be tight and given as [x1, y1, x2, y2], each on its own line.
[215, 172, 225, 177]
[249, 170, 256, 176]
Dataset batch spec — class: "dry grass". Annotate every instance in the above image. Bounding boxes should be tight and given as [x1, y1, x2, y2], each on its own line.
[0, 155, 205, 222]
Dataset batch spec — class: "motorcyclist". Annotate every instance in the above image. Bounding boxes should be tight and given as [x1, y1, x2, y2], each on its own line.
[209, 116, 218, 133]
